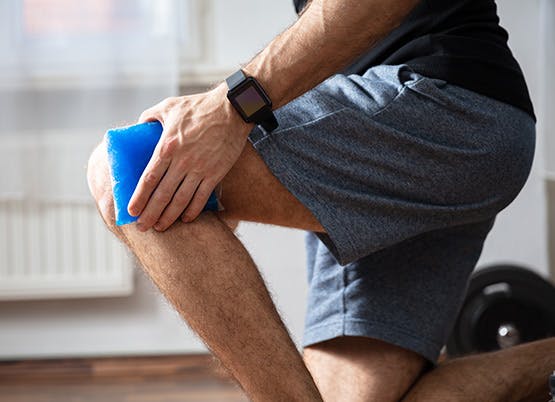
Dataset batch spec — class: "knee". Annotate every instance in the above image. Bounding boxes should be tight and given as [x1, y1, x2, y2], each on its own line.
[87, 140, 117, 231]
[303, 337, 425, 402]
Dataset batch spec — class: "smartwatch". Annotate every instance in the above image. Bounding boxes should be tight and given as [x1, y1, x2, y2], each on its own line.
[225, 69, 278, 132]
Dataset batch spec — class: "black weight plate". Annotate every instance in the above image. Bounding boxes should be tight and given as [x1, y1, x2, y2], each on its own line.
[446, 265, 555, 357]
[472, 297, 551, 351]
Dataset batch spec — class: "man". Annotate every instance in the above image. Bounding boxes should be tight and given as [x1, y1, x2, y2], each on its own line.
[87, 0, 554, 400]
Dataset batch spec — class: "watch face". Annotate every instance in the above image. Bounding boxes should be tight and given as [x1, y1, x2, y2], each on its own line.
[234, 83, 268, 118]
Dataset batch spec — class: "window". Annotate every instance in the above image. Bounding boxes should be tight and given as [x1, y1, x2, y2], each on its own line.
[0, 0, 190, 87]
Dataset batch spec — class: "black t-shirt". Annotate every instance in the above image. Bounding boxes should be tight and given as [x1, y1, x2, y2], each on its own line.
[293, 0, 534, 119]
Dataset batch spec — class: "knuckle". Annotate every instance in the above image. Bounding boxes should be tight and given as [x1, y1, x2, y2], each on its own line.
[143, 171, 159, 186]
[161, 97, 178, 111]
[173, 191, 190, 206]
[162, 96, 175, 105]
[175, 158, 189, 172]
[195, 187, 211, 200]
[155, 190, 173, 205]
[189, 167, 203, 176]
[159, 137, 178, 160]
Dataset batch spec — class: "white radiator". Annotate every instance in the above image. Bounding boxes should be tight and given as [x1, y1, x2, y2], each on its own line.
[0, 132, 134, 300]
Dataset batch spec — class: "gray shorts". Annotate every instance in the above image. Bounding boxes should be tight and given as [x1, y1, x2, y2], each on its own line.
[247, 65, 535, 362]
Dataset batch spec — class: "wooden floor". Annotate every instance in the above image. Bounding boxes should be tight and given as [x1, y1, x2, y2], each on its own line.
[0, 354, 248, 402]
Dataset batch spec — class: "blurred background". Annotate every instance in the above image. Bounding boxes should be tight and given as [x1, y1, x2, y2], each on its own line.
[0, 0, 553, 372]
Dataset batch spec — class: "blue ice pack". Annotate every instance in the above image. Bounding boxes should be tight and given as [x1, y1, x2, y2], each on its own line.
[105, 121, 219, 226]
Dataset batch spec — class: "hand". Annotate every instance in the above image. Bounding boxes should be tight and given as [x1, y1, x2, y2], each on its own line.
[128, 84, 253, 232]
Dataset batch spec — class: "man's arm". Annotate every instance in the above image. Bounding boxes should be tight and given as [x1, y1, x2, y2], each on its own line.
[244, 0, 419, 109]
[128, 0, 420, 232]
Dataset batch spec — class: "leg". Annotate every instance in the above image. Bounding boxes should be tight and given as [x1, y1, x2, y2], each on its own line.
[303, 336, 426, 402]
[297, 213, 501, 401]
[303, 336, 555, 402]
[218, 143, 325, 232]
[90, 136, 428, 401]
[87, 142, 322, 402]
[404, 337, 555, 402]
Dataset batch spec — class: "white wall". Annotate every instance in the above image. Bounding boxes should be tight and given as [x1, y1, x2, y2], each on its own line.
[0, 0, 301, 360]
[0, 0, 549, 359]
[477, 0, 548, 276]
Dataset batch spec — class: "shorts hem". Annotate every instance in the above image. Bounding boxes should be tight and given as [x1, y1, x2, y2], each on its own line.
[302, 319, 442, 363]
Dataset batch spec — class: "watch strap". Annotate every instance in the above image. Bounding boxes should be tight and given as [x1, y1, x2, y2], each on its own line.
[226, 69, 247, 91]
[256, 108, 279, 132]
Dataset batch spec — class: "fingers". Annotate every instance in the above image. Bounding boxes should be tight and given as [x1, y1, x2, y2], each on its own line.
[129, 101, 169, 216]
[181, 180, 216, 223]
[128, 122, 182, 217]
[154, 174, 201, 231]
[127, 144, 171, 217]
[135, 160, 187, 231]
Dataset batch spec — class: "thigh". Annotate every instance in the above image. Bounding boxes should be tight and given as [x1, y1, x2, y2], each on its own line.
[218, 142, 324, 232]
[220, 64, 534, 267]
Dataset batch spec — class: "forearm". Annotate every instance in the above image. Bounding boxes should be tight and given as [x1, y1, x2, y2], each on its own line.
[242, 0, 420, 109]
